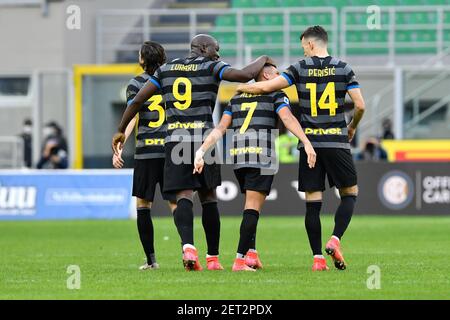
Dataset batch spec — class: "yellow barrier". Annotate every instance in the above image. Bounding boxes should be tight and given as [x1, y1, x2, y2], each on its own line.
[381, 140, 450, 162]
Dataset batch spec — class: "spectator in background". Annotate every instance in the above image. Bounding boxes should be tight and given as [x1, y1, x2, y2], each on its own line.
[37, 121, 68, 169]
[275, 125, 299, 163]
[20, 118, 32, 168]
[382, 118, 395, 139]
[357, 137, 388, 161]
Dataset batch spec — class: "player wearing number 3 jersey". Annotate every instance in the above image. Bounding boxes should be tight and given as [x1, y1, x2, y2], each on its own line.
[237, 26, 366, 271]
[113, 34, 274, 271]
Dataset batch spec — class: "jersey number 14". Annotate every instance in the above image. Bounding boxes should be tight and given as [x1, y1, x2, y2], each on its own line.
[306, 82, 338, 117]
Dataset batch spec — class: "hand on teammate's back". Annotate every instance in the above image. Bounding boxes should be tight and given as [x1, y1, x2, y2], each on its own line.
[304, 142, 317, 169]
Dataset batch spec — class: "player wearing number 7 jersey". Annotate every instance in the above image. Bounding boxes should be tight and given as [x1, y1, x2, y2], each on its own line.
[193, 62, 316, 271]
[113, 34, 274, 271]
[237, 26, 366, 271]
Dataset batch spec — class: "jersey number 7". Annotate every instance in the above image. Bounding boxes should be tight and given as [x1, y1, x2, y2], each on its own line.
[306, 82, 338, 117]
[240, 102, 258, 134]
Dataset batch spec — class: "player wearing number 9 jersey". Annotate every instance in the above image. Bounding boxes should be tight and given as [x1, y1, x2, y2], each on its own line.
[237, 26, 366, 272]
[112, 34, 274, 271]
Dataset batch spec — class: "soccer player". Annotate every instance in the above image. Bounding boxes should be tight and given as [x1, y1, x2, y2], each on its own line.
[112, 34, 274, 271]
[237, 26, 366, 271]
[193, 62, 316, 271]
[112, 41, 176, 270]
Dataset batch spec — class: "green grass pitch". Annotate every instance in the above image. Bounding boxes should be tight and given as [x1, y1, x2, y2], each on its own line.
[1, 216, 449, 299]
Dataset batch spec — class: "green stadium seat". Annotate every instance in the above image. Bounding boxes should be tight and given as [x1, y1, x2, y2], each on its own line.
[290, 14, 307, 26]
[262, 14, 284, 26]
[245, 32, 265, 44]
[282, 0, 305, 7]
[444, 12, 450, 23]
[216, 15, 236, 27]
[243, 14, 261, 26]
[258, 0, 280, 7]
[232, 0, 253, 7]
[308, 13, 332, 25]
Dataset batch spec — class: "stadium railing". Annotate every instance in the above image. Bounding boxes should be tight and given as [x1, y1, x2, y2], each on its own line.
[341, 5, 450, 64]
[96, 7, 338, 67]
[0, 136, 24, 169]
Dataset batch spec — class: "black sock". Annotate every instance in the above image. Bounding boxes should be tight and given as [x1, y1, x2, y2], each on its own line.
[137, 208, 156, 264]
[305, 201, 322, 256]
[237, 209, 259, 256]
[201, 202, 221, 256]
[249, 232, 256, 250]
[173, 198, 194, 246]
[333, 195, 356, 239]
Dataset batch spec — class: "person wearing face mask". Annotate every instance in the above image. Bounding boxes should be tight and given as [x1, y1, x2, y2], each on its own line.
[20, 118, 33, 168]
[37, 121, 68, 169]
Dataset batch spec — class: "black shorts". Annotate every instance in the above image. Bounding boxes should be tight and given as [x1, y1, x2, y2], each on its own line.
[132, 158, 176, 202]
[298, 148, 357, 192]
[163, 142, 222, 193]
[234, 167, 274, 195]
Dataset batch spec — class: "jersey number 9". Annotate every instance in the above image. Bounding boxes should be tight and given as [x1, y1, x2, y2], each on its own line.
[173, 77, 192, 110]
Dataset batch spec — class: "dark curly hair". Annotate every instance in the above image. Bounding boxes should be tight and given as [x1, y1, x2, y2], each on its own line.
[140, 41, 166, 74]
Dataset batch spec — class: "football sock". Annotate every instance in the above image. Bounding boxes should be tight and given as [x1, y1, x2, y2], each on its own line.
[249, 232, 256, 250]
[174, 198, 194, 246]
[305, 201, 323, 256]
[237, 209, 259, 256]
[136, 208, 156, 264]
[201, 202, 221, 256]
[333, 195, 356, 239]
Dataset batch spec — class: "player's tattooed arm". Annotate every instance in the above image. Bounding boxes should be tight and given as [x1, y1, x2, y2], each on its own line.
[194, 114, 232, 174]
[236, 75, 290, 95]
[347, 88, 365, 142]
[221, 55, 270, 83]
[278, 107, 316, 169]
[112, 81, 158, 155]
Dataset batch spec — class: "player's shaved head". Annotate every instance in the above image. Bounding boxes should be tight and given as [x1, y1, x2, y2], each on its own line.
[190, 34, 220, 61]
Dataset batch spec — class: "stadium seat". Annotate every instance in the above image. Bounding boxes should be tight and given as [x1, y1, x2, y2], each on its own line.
[262, 14, 284, 26]
[216, 15, 236, 27]
[257, 0, 280, 7]
[232, 0, 253, 8]
[290, 14, 308, 26]
[243, 14, 261, 26]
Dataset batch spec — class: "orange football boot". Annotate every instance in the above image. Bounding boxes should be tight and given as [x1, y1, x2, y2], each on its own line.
[325, 237, 347, 270]
[312, 257, 329, 271]
[183, 246, 202, 271]
[245, 250, 263, 269]
[232, 258, 256, 272]
[206, 256, 224, 270]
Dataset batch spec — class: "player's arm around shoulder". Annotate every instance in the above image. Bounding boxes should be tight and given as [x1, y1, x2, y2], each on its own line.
[221, 55, 271, 83]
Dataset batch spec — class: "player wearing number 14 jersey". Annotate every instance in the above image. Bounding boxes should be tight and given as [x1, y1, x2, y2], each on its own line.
[113, 34, 274, 271]
[237, 26, 366, 271]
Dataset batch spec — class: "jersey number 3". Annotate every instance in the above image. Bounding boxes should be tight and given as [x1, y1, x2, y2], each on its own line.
[147, 95, 165, 128]
[306, 82, 338, 117]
